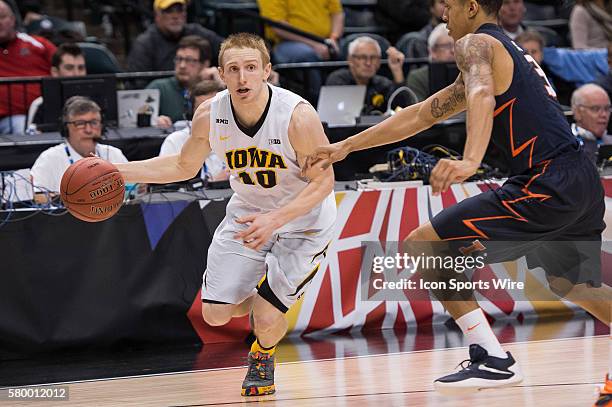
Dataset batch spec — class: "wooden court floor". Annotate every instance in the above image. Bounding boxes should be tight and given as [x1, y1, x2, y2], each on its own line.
[3, 335, 606, 407]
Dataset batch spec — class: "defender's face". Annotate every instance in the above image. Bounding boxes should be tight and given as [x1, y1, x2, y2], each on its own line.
[442, 0, 471, 42]
[219, 48, 271, 103]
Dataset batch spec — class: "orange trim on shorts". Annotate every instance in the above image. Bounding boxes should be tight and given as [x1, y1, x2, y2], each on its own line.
[444, 160, 552, 241]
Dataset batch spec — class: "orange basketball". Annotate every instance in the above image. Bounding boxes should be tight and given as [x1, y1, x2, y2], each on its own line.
[60, 157, 125, 222]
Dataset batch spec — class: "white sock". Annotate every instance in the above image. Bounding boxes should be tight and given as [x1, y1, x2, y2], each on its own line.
[456, 308, 507, 359]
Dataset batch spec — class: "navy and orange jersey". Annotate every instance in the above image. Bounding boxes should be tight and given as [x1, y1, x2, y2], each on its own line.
[474, 23, 577, 175]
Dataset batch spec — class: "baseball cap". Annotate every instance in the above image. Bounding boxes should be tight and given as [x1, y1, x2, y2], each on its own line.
[154, 0, 186, 10]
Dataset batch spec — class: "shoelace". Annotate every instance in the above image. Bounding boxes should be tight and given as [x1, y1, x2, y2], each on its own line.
[246, 354, 272, 381]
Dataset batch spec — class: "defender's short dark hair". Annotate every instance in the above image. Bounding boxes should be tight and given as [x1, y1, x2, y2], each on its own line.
[178, 35, 211, 63]
[52, 43, 84, 68]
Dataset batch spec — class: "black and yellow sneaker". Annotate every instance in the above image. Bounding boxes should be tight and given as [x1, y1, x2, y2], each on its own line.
[241, 351, 275, 396]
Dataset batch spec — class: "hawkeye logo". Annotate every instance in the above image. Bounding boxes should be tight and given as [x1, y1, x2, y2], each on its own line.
[216, 118, 229, 124]
[225, 146, 287, 188]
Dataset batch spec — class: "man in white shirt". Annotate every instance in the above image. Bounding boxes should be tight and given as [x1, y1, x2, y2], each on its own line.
[30, 96, 127, 197]
[571, 83, 612, 164]
[159, 80, 228, 180]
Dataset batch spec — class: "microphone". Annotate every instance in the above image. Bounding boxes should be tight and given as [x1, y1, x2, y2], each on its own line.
[385, 86, 419, 116]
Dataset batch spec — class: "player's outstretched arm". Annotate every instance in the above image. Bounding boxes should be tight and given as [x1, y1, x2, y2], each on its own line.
[235, 103, 335, 250]
[309, 75, 467, 169]
[429, 33, 496, 195]
[115, 102, 213, 184]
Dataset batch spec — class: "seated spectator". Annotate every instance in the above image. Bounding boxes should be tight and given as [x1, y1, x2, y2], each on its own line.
[405, 24, 455, 102]
[28, 42, 86, 128]
[515, 30, 555, 87]
[326, 36, 409, 115]
[30, 96, 128, 197]
[420, 0, 445, 40]
[146, 35, 215, 123]
[570, 0, 612, 49]
[159, 80, 228, 181]
[127, 0, 223, 72]
[594, 41, 612, 101]
[499, 0, 526, 40]
[570, 83, 612, 163]
[258, 0, 344, 98]
[0, 0, 56, 135]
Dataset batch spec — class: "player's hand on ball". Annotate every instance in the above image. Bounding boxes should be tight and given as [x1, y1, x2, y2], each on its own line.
[234, 212, 280, 251]
[430, 158, 479, 196]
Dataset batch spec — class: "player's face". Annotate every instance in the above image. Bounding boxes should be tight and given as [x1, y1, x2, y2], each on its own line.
[66, 111, 103, 154]
[576, 90, 611, 138]
[431, 34, 455, 62]
[155, 3, 186, 36]
[442, 0, 472, 41]
[0, 1, 15, 43]
[348, 42, 381, 83]
[52, 54, 87, 77]
[174, 47, 203, 86]
[499, 0, 525, 29]
[518, 40, 542, 65]
[219, 48, 271, 103]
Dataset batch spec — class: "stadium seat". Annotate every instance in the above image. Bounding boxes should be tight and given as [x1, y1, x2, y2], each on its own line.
[78, 42, 122, 74]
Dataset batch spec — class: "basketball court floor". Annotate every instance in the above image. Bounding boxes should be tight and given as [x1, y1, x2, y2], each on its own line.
[0, 314, 607, 406]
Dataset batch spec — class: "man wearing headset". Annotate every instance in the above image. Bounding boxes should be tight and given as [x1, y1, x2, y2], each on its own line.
[30, 96, 127, 198]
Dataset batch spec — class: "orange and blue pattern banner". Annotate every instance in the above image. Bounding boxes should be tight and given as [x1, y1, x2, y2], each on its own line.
[188, 178, 612, 343]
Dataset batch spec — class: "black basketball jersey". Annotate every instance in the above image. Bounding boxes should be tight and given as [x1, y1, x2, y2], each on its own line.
[474, 23, 576, 175]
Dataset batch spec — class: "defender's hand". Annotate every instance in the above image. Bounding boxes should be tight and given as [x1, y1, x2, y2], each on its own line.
[430, 159, 479, 195]
[234, 212, 281, 251]
[303, 141, 350, 174]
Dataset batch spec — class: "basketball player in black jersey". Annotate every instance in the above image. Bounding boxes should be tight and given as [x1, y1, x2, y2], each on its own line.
[307, 0, 611, 401]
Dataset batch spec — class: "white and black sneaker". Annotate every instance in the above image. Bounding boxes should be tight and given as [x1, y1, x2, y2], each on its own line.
[434, 344, 523, 394]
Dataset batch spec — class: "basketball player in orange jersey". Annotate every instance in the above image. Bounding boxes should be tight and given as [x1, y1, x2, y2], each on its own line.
[115, 33, 337, 396]
[307, 0, 611, 402]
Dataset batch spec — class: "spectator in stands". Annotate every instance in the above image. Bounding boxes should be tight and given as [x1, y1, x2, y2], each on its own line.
[571, 83, 612, 163]
[258, 0, 344, 97]
[30, 96, 128, 197]
[405, 24, 455, 102]
[570, 0, 612, 49]
[127, 0, 223, 72]
[421, 0, 446, 39]
[159, 80, 228, 181]
[499, 0, 526, 40]
[595, 41, 612, 100]
[326, 36, 410, 115]
[515, 30, 555, 86]
[28, 43, 86, 128]
[0, 0, 55, 135]
[146, 35, 215, 124]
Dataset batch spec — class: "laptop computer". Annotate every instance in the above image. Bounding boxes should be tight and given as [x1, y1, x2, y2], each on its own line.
[117, 89, 160, 128]
[317, 85, 366, 127]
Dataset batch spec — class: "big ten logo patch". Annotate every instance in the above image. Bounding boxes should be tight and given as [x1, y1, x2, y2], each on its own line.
[225, 147, 287, 188]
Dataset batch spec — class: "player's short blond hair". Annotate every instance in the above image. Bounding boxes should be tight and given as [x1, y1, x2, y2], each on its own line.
[218, 33, 271, 68]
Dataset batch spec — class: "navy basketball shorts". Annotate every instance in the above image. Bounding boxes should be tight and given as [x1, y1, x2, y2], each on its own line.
[431, 148, 606, 287]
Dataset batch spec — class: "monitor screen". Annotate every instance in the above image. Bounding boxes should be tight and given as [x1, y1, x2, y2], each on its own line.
[40, 75, 118, 131]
